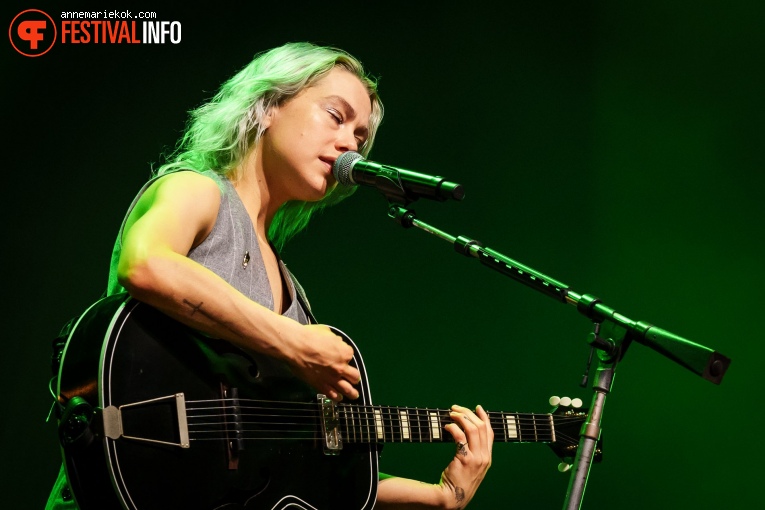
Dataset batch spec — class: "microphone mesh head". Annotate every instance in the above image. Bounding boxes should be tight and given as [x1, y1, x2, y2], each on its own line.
[333, 151, 364, 186]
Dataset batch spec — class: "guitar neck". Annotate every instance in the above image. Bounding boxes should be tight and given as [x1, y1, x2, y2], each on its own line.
[337, 404, 556, 445]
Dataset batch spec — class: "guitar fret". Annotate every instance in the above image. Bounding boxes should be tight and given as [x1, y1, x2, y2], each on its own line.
[506, 414, 518, 440]
[400, 410, 411, 441]
[373, 408, 377, 441]
[353, 406, 359, 442]
[415, 408, 422, 442]
[358, 406, 363, 443]
[374, 408, 384, 440]
[429, 410, 441, 441]
[363, 405, 370, 443]
[367, 405, 373, 443]
[389, 407, 396, 442]
[345, 405, 350, 443]
[383, 408, 394, 442]
[356, 407, 364, 443]
[495, 412, 506, 442]
[343, 405, 350, 443]
[548, 414, 556, 443]
[532, 413, 538, 442]
[389, 408, 401, 442]
[351, 406, 356, 443]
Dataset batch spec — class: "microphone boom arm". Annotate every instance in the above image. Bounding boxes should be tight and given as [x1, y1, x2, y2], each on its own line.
[387, 205, 731, 384]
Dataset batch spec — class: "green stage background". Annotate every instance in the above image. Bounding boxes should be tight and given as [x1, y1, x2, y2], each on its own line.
[3, 1, 762, 508]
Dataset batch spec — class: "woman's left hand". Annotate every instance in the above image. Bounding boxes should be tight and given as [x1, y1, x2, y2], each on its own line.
[438, 404, 494, 509]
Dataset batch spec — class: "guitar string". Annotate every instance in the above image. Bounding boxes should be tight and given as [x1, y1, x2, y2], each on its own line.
[184, 436, 577, 444]
[184, 407, 584, 422]
[178, 406, 580, 445]
[184, 416, 585, 431]
[183, 429, 572, 441]
[184, 403, 579, 444]
[183, 412, 584, 431]
[184, 401, 586, 422]
[181, 432, 580, 446]
[184, 427, 566, 441]
[185, 418, 582, 445]
[182, 428, 576, 443]
[182, 413, 584, 436]
[186, 398, 588, 416]
[184, 418, 575, 432]
[166, 400, 584, 444]
[182, 421, 582, 443]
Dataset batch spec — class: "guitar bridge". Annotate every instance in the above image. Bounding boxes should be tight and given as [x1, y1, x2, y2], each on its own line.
[318, 394, 343, 455]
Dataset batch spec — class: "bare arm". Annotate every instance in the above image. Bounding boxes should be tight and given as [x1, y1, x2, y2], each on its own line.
[376, 405, 493, 509]
[117, 171, 360, 400]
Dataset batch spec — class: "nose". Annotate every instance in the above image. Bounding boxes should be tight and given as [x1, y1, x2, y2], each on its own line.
[336, 128, 358, 153]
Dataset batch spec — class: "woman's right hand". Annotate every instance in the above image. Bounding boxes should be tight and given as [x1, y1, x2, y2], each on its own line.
[285, 324, 361, 401]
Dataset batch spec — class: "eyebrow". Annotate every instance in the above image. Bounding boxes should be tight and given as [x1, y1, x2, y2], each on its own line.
[326, 95, 370, 142]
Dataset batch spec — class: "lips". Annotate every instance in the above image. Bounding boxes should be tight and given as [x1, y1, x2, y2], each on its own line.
[318, 156, 335, 174]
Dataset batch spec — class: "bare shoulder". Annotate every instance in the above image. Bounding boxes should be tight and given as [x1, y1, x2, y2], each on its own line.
[124, 171, 224, 246]
[136, 171, 221, 215]
[149, 170, 222, 203]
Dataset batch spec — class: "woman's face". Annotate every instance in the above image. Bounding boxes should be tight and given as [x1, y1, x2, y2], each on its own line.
[260, 67, 372, 203]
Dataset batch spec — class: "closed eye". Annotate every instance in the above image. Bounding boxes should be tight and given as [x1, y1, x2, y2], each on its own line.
[327, 108, 343, 124]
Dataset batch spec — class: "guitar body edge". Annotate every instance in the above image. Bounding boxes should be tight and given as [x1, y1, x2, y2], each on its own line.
[57, 294, 379, 510]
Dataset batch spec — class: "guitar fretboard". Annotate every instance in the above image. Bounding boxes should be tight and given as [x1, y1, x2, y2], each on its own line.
[337, 405, 555, 444]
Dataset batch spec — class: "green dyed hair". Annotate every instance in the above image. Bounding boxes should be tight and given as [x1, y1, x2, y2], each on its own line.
[156, 41, 384, 250]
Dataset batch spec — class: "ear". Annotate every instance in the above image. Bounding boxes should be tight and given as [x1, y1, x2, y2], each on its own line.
[261, 106, 277, 130]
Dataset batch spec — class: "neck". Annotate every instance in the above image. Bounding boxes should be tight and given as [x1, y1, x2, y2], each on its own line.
[233, 148, 286, 238]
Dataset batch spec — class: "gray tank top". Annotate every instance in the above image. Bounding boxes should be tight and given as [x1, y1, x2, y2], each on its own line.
[106, 169, 310, 325]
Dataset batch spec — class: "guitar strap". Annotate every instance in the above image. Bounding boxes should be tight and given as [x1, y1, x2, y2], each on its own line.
[284, 265, 317, 325]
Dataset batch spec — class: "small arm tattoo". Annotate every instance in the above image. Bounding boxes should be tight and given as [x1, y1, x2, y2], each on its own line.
[183, 299, 204, 316]
[455, 486, 465, 505]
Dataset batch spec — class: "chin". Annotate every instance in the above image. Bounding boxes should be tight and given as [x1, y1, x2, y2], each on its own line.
[299, 183, 329, 203]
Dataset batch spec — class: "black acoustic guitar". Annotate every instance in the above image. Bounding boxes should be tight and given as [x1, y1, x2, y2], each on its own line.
[56, 293, 595, 509]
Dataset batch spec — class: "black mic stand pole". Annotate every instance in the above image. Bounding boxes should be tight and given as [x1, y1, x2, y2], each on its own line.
[562, 325, 618, 510]
[385, 204, 730, 510]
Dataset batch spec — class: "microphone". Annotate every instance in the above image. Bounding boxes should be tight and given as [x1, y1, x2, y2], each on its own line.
[333, 151, 464, 203]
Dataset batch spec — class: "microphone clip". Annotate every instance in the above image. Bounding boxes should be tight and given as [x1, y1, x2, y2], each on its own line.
[387, 204, 417, 228]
